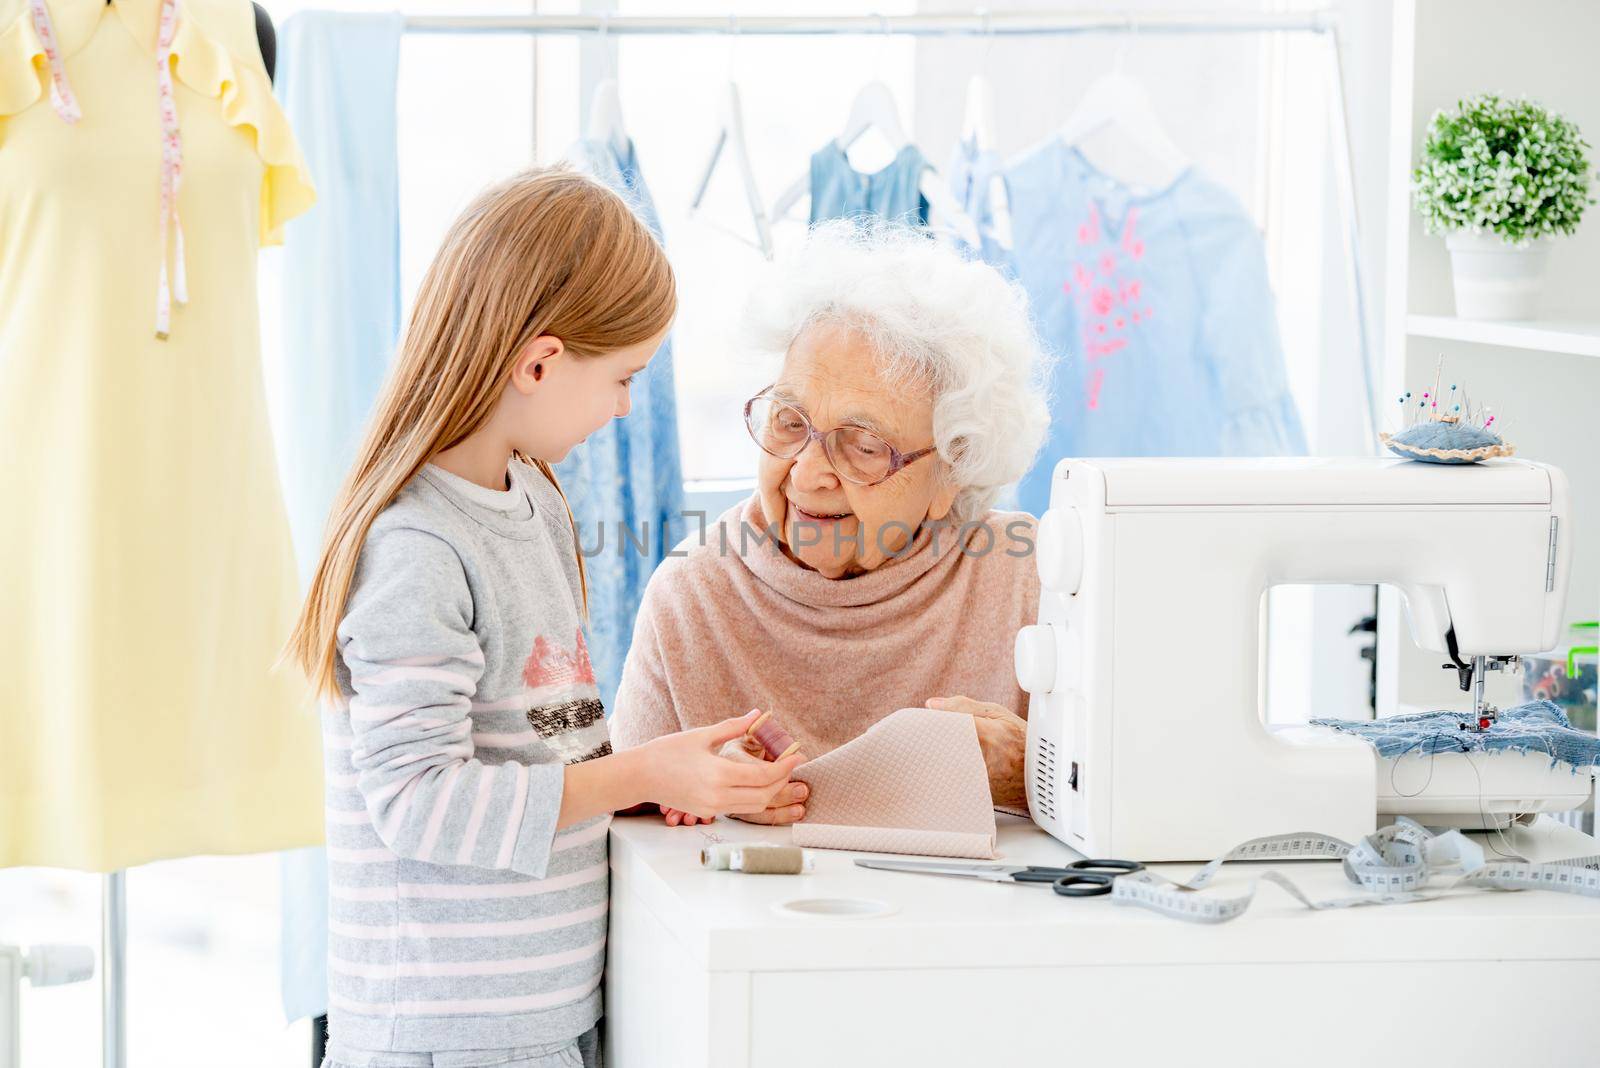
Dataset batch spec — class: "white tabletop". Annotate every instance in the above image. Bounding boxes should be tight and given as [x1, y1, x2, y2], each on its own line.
[607, 812, 1600, 973]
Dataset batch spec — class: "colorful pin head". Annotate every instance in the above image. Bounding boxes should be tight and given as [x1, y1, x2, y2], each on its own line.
[1381, 360, 1512, 463]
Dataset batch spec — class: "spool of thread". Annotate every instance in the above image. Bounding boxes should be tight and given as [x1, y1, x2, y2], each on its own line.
[747, 711, 801, 761]
[730, 845, 812, 875]
[700, 843, 737, 870]
[701, 843, 812, 874]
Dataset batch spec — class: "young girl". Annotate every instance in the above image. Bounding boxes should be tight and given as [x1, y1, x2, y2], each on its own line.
[287, 168, 802, 1068]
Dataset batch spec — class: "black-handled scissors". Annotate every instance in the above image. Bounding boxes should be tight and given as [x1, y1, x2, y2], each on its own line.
[854, 857, 1145, 897]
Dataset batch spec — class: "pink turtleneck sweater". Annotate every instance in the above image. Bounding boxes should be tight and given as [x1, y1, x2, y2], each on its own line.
[610, 497, 1040, 758]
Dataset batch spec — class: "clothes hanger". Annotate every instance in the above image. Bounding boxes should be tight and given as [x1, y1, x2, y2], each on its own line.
[768, 15, 978, 245]
[961, 74, 997, 155]
[958, 37, 1013, 252]
[769, 79, 981, 247]
[768, 79, 902, 224]
[836, 79, 911, 154]
[1057, 72, 1187, 181]
[586, 78, 628, 158]
[688, 20, 774, 258]
[1057, 29, 1188, 191]
[586, 16, 628, 157]
[689, 83, 774, 259]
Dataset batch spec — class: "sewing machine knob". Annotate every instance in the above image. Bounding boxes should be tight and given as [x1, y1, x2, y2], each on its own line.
[1037, 506, 1084, 595]
[1015, 624, 1059, 695]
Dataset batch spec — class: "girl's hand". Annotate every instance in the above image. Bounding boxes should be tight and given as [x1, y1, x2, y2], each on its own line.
[638, 711, 803, 820]
[662, 724, 810, 826]
[926, 696, 1028, 811]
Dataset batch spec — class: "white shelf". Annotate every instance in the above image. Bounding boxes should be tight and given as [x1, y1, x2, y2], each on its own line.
[1407, 314, 1600, 359]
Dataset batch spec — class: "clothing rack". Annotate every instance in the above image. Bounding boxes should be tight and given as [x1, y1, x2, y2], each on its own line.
[397, 7, 1379, 439]
[403, 11, 1333, 36]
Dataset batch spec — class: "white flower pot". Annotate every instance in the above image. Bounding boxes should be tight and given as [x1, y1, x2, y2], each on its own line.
[1444, 230, 1549, 320]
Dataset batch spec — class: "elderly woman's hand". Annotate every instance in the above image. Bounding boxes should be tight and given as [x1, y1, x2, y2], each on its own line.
[659, 804, 711, 827]
[660, 737, 810, 826]
[719, 739, 810, 824]
[926, 696, 1028, 811]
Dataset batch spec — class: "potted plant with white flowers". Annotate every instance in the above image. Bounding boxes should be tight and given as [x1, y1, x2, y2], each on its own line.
[1413, 93, 1593, 320]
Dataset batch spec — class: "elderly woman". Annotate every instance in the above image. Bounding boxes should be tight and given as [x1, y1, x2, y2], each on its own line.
[611, 221, 1050, 824]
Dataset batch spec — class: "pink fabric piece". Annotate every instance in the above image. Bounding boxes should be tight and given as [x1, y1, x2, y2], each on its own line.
[611, 497, 1038, 765]
[793, 708, 997, 859]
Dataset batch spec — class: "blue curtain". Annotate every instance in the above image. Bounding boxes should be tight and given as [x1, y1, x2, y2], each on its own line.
[563, 138, 687, 713]
[273, 9, 404, 1025]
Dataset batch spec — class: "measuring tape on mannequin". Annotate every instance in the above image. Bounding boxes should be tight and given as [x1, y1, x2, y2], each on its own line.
[1111, 817, 1600, 924]
[29, 0, 187, 339]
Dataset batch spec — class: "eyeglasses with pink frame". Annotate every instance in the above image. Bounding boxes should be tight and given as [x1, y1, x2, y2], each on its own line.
[743, 387, 937, 487]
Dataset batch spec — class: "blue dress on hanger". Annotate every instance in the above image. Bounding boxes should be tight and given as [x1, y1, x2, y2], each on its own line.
[1001, 142, 1306, 515]
[808, 140, 930, 226]
[564, 136, 686, 714]
[946, 134, 1007, 261]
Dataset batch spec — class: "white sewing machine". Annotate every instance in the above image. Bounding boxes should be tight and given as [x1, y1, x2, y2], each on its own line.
[1015, 457, 1587, 861]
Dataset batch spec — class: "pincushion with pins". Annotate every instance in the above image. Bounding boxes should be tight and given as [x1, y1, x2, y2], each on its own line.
[1379, 370, 1513, 465]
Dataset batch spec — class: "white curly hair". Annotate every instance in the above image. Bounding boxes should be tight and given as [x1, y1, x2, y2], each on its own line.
[741, 219, 1052, 522]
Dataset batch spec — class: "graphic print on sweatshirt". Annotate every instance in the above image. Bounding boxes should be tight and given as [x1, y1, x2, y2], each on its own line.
[522, 627, 611, 764]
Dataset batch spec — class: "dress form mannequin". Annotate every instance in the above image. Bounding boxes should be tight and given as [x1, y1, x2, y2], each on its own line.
[99, 3, 272, 1065]
[251, 2, 274, 77]
[10, 6, 314, 1066]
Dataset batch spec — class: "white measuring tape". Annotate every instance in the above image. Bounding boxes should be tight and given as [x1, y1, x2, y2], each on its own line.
[1111, 818, 1600, 924]
[153, 0, 187, 341]
[28, 0, 81, 123]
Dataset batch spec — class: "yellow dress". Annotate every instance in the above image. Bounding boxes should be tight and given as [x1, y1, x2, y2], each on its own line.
[0, 0, 324, 871]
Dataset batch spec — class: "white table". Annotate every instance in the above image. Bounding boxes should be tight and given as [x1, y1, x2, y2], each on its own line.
[604, 813, 1600, 1067]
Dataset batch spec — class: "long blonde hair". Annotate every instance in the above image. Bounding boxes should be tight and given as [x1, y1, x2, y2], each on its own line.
[287, 166, 676, 699]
